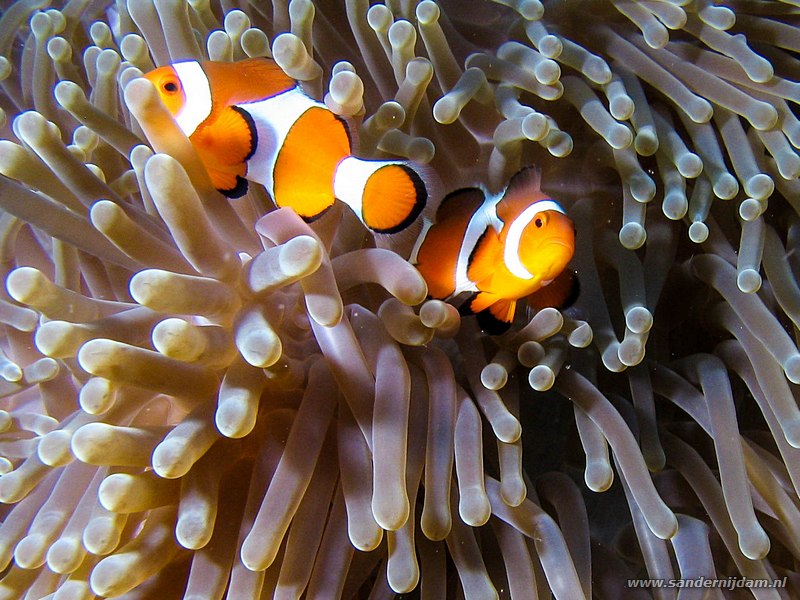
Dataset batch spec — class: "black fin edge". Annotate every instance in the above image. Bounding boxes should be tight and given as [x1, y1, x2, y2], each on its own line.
[333, 113, 354, 152]
[370, 164, 428, 235]
[466, 228, 488, 273]
[459, 293, 512, 335]
[219, 175, 249, 199]
[475, 308, 512, 335]
[230, 105, 258, 162]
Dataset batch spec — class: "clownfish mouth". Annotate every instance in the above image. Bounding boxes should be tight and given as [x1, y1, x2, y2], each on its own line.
[541, 279, 554, 286]
[545, 238, 575, 251]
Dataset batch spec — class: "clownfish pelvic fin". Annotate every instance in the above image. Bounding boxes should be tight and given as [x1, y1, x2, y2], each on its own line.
[141, 58, 443, 234]
[412, 166, 577, 335]
[459, 292, 516, 335]
[191, 106, 257, 198]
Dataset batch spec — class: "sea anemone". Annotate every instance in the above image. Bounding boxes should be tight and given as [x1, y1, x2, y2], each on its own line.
[0, 0, 799, 598]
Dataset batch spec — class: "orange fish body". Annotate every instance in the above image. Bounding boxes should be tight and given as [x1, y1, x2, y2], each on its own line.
[412, 168, 576, 333]
[142, 58, 432, 235]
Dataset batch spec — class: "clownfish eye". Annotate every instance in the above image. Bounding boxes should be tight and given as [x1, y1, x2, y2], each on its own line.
[162, 80, 179, 93]
[534, 215, 546, 228]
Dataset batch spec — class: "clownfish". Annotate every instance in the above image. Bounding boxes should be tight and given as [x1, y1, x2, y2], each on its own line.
[411, 167, 577, 334]
[141, 58, 437, 235]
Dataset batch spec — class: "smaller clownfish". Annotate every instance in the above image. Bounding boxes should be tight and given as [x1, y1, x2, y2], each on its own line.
[411, 167, 577, 334]
[141, 58, 437, 236]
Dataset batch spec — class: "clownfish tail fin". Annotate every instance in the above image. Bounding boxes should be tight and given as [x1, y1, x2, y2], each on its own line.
[333, 157, 442, 253]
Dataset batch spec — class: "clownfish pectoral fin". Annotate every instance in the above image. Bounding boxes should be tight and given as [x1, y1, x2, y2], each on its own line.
[466, 228, 503, 286]
[527, 270, 580, 311]
[210, 171, 248, 198]
[192, 105, 257, 198]
[495, 165, 549, 224]
[462, 293, 516, 335]
[202, 158, 248, 198]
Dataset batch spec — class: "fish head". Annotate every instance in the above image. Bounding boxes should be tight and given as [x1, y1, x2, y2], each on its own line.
[141, 65, 186, 119]
[513, 206, 575, 284]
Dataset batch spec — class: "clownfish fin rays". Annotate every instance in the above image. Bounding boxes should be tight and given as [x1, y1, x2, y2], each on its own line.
[204, 57, 296, 105]
[460, 292, 516, 335]
[459, 271, 580, 336]
[192, 105, 256, 198]
[334, 156, 440, 234]
[334, 157, 442, 254]
[505, 166, 543, 200]
[361, 162, 427, 233]
[466, 228, 502, 287]
[211, 171, 248, 198]
[527, 270, 580, 312]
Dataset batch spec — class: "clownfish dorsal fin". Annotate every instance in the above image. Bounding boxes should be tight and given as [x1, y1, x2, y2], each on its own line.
[496, 166, 546, 225]
[509, 165, 542, 189]
[201, 58, 296, 106]
[467, 228, 503, 286]
[436, 187, 485, 223]
[191, 105, 256, 198]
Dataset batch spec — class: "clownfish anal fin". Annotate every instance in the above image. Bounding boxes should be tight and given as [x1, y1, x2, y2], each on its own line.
[527, 270, 580, 311]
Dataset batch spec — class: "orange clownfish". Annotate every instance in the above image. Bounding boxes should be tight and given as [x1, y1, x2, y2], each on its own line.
[411, 167, 577, 334]
[142, 58, 435, 235]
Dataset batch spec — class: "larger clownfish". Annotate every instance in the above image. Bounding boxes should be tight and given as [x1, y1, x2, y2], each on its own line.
[142, 58, 436, 236]
[411, 167, 577, 334]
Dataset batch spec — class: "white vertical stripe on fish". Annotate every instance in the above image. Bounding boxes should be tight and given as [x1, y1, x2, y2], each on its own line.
[503, 199, 565, 280]
[239, 87, 321, 194]
[333, 157, 384, 218]
[173, 61, 213, 137]
[453, 191, 503, 294]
